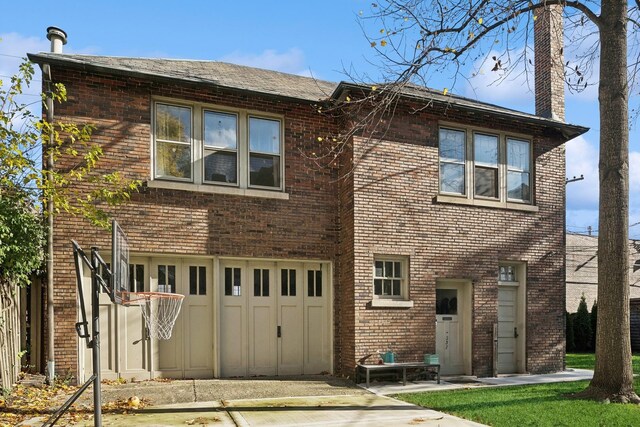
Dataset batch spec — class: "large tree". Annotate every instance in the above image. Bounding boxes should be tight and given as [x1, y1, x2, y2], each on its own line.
[343, 0, 638, 402]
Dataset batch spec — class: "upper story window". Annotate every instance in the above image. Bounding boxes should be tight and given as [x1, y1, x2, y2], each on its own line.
[438, 126, 532, 205]
[153, 100, 284, 191]
[155, 104, 192, 180]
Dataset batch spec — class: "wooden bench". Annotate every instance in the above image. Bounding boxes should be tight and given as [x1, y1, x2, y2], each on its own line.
[356, 362, 440, 388]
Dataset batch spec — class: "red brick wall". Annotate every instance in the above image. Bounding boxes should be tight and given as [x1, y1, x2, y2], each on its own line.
[48, 67, 341, 377]
[346, 103, 566, 376]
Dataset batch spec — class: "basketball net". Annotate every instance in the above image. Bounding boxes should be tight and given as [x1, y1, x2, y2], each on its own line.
[124, 292, 184, 340]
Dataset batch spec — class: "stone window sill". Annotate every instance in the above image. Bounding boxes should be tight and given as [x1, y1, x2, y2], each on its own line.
[145, 180, 290, 200]
[370, 299, 414, 308]
[436, 194, 539, 212]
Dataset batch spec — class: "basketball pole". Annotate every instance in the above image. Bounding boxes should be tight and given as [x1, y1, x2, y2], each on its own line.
[90, 247, 103, 427]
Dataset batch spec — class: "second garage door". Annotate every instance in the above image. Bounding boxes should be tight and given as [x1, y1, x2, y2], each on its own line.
[219, 260, 331, 377]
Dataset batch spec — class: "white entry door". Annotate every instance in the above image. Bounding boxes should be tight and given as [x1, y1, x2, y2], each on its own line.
[435, 283, 469, 376]
[498, 286, 518, 373]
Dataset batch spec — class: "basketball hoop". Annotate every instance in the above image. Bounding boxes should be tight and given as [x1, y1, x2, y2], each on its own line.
[123, 292, 184, 340]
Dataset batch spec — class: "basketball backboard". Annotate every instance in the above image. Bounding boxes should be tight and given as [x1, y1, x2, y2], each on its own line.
[111, 219, 129, 305]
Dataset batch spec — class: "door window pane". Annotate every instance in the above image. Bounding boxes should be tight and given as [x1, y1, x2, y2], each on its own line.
[281, 269, 289, 296]
[189, 266, 197, 295]
[289, 270, 296, 296]
[436, 289, 458, 315]
[129, 264, 144, 292]
[199, 266, 206, 295]
[233, 268, 241, 296]
[307, 270, 322, 297]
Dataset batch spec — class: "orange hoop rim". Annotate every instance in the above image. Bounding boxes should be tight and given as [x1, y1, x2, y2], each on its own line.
[120, 291, 185, 305]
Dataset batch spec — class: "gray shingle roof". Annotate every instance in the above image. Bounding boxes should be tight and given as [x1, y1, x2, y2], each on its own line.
[28, 53, 588, 139]
[27, 53, 337, 102]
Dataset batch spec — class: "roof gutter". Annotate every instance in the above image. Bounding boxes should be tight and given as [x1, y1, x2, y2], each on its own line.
[332, 82, 589, 141]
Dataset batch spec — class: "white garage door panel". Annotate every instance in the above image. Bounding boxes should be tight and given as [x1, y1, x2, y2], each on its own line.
[249, 306, 276, 373]
[121, 307, 147, 373]
[221, 306, 245, 376]
[188, 306, 210, 369]
[305, 305, 328, 372]
[99, 304, 117, 374]
[279, 304, 303, 372]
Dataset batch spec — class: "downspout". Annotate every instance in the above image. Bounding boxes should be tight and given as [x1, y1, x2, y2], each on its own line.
[43, 26, 67, 384]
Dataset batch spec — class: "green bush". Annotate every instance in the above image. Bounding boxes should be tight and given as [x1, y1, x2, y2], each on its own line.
[566, 311, 575, 352]
[574, 295, 592, 352]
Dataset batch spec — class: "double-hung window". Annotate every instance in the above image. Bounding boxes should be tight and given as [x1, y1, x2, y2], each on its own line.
[203, 111, 238, 184]
[249, 117, 281, 188]
[373, 257, 407, 298]
[438, 126, 533, 206]
[155, 104, 192, 180]
[153, 101, 284, 192]
[506, 138, 531, 201]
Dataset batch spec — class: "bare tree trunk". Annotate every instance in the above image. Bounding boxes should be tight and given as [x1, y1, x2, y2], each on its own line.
[578, 0, 639, 403]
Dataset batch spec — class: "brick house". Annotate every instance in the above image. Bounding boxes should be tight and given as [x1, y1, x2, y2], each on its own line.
[28, 11, 587, 382]
[566, 233, 640, 312]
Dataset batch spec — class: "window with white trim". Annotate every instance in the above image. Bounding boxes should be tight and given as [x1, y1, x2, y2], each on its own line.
[438, 126, 532, 204]
[153, 101, 283, 191]
[373, 257, 408, 299]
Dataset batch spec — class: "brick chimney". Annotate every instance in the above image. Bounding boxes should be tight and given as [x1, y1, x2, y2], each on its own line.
[534, 5, 565, 121]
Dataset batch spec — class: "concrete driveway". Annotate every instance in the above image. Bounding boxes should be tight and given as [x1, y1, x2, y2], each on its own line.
[59, 376, 482, 426]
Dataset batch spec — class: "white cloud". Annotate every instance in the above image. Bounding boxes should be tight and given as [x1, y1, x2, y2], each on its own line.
[566, 135, 599, 210]
[463, 49, 535, 106]
[0, 32, 49, 95]
[220, 48, 314, 77]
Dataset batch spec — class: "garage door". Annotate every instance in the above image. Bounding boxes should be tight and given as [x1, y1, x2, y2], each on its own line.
[220, 260, 331, 377]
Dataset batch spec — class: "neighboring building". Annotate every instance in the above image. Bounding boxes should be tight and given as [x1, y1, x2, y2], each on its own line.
[28, 11, 587, 382]
[566, 233, 640, 312]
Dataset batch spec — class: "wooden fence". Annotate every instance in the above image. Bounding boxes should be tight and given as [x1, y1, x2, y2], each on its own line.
[0, 282, 21, 391]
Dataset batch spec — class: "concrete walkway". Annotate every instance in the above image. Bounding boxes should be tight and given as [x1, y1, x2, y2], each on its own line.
[363, 368, 594, 395]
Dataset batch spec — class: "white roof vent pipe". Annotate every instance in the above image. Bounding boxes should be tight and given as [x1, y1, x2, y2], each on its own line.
[46, 26, 67, 53]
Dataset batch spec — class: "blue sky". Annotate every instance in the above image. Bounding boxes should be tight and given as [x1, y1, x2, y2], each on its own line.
[1, 0, 638, 238]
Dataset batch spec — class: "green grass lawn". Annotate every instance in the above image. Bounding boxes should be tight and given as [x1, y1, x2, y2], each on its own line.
[397, 380, 640, 426]
[395, 354, 640, 426]
[566, 352, 640, 375]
